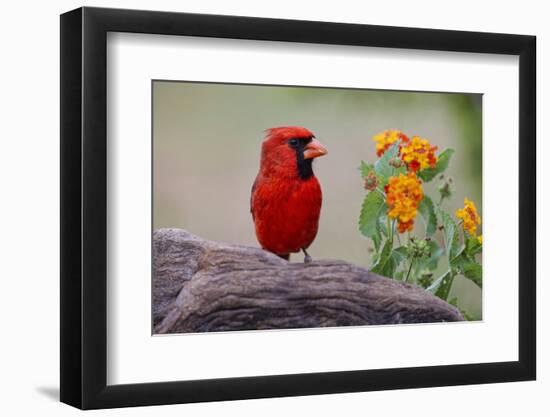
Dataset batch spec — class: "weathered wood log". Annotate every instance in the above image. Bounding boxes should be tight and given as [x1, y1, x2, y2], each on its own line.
[153, 228, 463, 333]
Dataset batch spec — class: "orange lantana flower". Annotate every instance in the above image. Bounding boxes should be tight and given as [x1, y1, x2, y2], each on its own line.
[399, 136, 438, 172]
[455, 198, 481, 237]
[372, 129, 410, 157]
[385, 172, 424, 233]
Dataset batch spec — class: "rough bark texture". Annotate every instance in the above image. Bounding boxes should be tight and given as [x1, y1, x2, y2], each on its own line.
[153, 228, 463, 334]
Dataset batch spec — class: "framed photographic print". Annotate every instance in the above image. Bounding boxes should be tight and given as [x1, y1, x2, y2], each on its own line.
[60, 6, 536, 409]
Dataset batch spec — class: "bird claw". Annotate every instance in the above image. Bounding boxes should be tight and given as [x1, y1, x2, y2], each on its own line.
[304, 254, 312, 264]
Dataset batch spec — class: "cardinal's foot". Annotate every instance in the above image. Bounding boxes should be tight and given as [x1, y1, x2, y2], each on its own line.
[302, 248, 312, 264]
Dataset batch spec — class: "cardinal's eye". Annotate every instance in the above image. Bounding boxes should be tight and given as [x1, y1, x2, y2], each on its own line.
[288, 139, 299, 147]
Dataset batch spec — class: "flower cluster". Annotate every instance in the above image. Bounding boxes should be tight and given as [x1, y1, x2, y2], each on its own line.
[385, 172, 424, 233]
[455, 198, 482, 242]
[372, 129, 409, 157]
[399, 136, 438, 172]
[406, 237, 432, 259]
[373, 130, 438, 173]
[361, 127, 482, 311]
[371, 129, 439, 233]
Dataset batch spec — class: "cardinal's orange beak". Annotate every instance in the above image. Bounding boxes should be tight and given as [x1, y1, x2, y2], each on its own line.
[303, 139, 328, 160]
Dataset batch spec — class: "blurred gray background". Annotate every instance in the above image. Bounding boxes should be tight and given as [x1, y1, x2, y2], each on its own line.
[153, 81, 482, 318]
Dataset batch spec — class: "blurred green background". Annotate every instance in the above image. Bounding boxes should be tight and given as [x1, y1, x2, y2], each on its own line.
[153, 81, 482, 319]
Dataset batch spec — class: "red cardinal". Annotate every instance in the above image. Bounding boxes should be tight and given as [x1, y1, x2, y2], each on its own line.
[250, 126, 328, 262]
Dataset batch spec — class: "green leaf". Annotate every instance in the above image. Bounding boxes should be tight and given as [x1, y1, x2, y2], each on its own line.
[450, 251, 466, 270]
[360, 161, 375, 178]
[391, 246, 409, 265]
[374, 143, 398, 179]
[374, 144, 406, 184]
[449, 252, 482, 289]
[359, 191, 386, 245]
[461, 261, 482, 288]
[439, 209, 462, 260]
[371, 240, 395, 277]
[427, 270, 455, 301]
[418, 148, 455, 182]
[418, 195, 437, 236]
[426, 270, 443, 293]
[378, 214, 388, 238]
[390, 247, 410, 280]
[371, 231, 381, 254]
[465, 235, 482, 258]
[439, 209, 454, 253]
[373, 247, 409, 280]
[417, 240, 444, 271]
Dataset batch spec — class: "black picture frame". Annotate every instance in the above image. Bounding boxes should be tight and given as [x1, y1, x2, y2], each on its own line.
[60, 6, 536, 410]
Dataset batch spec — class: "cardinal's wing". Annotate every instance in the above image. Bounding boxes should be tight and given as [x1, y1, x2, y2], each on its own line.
[250, 176, 258, 221]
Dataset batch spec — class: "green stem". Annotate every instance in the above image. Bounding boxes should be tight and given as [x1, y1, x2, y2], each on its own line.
[405, 258, 414, 283]
[450, 249, 465, 265]
[439, 226, 447, 254]
[387, 217, 393, 246]
[443, 273, 456, 301]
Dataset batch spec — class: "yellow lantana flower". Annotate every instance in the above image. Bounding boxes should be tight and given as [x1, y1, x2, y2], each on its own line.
[385, 172, 424, 233]
[477, 235, 483, 245]
[455, 198, 481, 236]
[373, 129, 409, 157]
[399, 135, 438, 172]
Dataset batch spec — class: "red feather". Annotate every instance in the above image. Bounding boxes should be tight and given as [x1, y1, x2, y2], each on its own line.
[250, 126, 326, 257]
